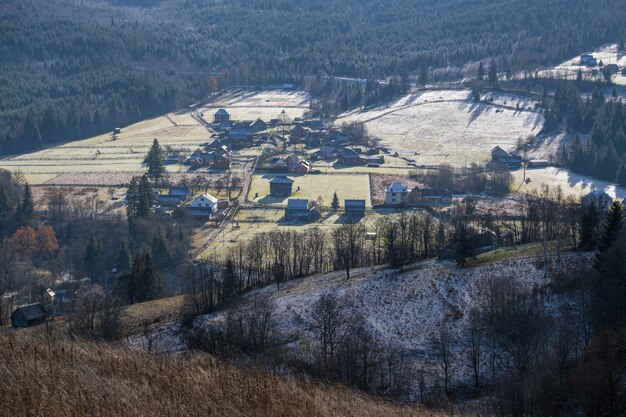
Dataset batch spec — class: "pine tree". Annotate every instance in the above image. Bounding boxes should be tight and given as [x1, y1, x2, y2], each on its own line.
[16, 183, 34, 228]
[477, 62, 485, 81]
[141, 253, 162, 301]
[331, 192, 340, 211]
[593, 200, 624, 270]
[488, 59, 498, 88]
[115, 239, 132, 273]
[145, 138, 165, 180]
[0, 185, 12, 224]
[151, 227, 169, 268]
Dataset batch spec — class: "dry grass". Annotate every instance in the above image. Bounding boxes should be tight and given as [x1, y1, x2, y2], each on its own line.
[0, 333, 443, 417]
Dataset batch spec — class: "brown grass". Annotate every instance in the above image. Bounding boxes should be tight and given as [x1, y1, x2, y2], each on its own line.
[0, 333, 450, 417]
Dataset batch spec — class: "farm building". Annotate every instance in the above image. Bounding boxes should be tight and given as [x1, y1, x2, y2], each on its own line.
[526, 159, 550, 168]
[604, 64, 619, 76]
[285, 199, 320, 221]
[439, 231, 497, 260]
[271, 154, 310, 173]
[385, 182, 409, 205]
[336, 147, 362, 165]
[250, 118, 268, 132]
[580, 54, 597, 67]
[582, 189, 613, 212]
[490, 146, 523, 169]
[11, 303, 46, 328]
[345, 199, 366, 217]
[169, 186, 190, 201]
[269, 176, 294, 196]
[409, 187, 452, 205]
[227, 127, 254, 147]
[214, 109, 230, 123]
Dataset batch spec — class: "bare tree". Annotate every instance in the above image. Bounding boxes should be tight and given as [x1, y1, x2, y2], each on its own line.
[309, 293, 350, 373]
[430, 322, 455, 394]
[332, 222, 366, 279]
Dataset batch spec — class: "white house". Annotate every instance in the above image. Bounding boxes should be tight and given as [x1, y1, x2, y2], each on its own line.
[190, 193, 219, 211]
[385, 182, 409, 205]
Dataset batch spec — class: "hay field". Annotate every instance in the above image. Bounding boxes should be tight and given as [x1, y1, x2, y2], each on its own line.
[338, 90, 543, 166]
[0, 114, 210, 185]
[200, 89, 311, 122]
[248, 173, 371, 206]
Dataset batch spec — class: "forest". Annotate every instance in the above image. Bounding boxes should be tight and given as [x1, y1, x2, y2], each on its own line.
[2, 0, 626, 154]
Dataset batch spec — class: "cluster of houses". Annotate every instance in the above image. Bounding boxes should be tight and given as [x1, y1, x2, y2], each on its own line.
[282, 198, 367, 221]
[270, 154, 311, 173]
[186, 139, 231, 169]
[156, 186, 229, 220]
[489, 146, 549, 170]
[314, 145, 385, 166]
[209, 108, 273, 149]
[384, 182, 453, 207]
[579, 53, 626, 77]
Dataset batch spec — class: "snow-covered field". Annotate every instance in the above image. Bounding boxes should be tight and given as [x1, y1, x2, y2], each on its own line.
[513, 166, 626, 199]
[200, 89, 311, 121]
[337, 90, 543, 166]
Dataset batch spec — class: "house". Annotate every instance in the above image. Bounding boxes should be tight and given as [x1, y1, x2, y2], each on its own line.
[336, 147, 362, 165]
[604, 64, 619, 76]
[269, 176, 294, 196]
[158, 195, 184, 207]
[227, 128, 254, 147]
[438, 232, 497, 260]
[290, 125, 310, 138]
[271, 154, 310, 173]
[250, 118, 268, 132]
[11, 303, 46, 328]
[582, 189, 613, 212]
[190, 194, 218, 211]
[490, 146, 523, 169]
[385, 182, 409, 205]
[345, 199, 366, 217]
[580, 54, 597, 67]
[285, 199, 320, 221]
[410, 186, 453, 205]
[187, 149, 231, 168]
[214, 108, 230, 124]
[169, 186, 190, 201]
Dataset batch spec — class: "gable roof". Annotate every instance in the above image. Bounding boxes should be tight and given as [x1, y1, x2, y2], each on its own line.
[287, 199, 309, 210]
[269, 176, 294, 184]
[215, 108, 229, 116]
[168, 186, 189, 196]
[345, 199, 366, 209]
[491, 146, 509, 156]
[11, 303, 45, 321]
[386, 182, 408, 193]
[193, 194, 218, 204]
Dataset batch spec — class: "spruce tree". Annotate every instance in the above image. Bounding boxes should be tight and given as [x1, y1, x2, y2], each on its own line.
[126, 176, 140, 222]
[0, 185, 12, 224]
[145, 138, 165, 180]
[141, 253, 162, 301]
[84, 235, 104, 278]
[477, 62, 485, 81]
[151, 227, 169, 268]
[488, 59, 498, 88]
[580, 203, 600, 250]
[137, 175, 153, 219]
[16, 183, 34, 228]
[331, 191, 340, 211]
[222, 258, 237, 301]
[594, 200, 624, 270]
[115, 239, 132, 273]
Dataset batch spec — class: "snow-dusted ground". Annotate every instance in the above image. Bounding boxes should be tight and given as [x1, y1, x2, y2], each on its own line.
[336, 90, 543, 166]
[513, 167, 626, 199]
[189, 253, 587, 396]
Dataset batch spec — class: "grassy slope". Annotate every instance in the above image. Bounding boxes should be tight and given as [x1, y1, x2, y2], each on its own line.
[0, 333, 439, 417]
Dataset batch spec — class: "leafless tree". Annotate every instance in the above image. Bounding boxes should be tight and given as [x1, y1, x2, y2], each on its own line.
[309, 293, 351, 373]
[430, 322, 456, 394]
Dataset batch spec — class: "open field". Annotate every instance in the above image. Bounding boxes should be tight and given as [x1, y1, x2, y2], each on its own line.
[248, 173, 371, 206]
[337, 90, 543, 166]
[196, 207, 382, 259]
[512, 167, 626, 199]
[200, 89, 311, 122]
[0, 114, 211, 185]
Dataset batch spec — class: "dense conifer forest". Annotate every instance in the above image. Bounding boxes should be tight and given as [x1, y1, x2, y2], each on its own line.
[2, 0, 626, 154]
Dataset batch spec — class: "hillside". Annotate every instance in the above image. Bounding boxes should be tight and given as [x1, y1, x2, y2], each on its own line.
[0, 333, 438, 417]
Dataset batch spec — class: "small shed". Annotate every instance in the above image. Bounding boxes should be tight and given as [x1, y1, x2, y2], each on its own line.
[269, 176, 294, 196]
[11, 303, 46, 328]
[214, 108, 230, 124]
[345, 199, 366, 217]
[285, 199, 319, 221]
